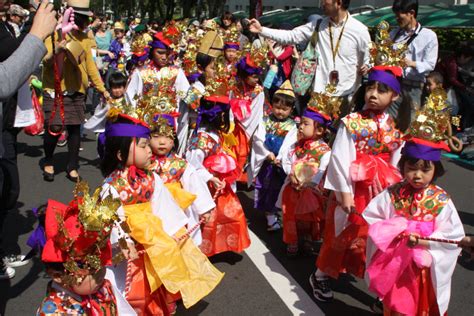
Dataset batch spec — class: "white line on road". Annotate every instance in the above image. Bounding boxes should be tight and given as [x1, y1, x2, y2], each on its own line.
[244, 230, 325, 316]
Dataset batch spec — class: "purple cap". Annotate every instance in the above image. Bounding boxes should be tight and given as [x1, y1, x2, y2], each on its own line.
[402, 141, 442, 161]
[149, 40, 169, 50]
[236, 56, 262, 75]
[105, 123, 151, 139]
[368, 70, 401, 95]
[302, 109, 331, 126]
[224, 43, 240, 50]
[153, 113, 176, 129]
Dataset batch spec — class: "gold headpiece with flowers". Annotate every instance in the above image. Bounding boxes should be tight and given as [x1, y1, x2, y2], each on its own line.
[42, 181, 120, 285]
[221, 23, 241, 45]
[162, 20, 189, 52]
[369, 21, 407, 67]
[130, 34, 149, 56]
[409, 88, 462, 152]
[307, 83, 342, 120]
[245, 42, 269, 70]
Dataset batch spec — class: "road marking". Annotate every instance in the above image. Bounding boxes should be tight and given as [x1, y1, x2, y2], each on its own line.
[245, 230, 325, 316]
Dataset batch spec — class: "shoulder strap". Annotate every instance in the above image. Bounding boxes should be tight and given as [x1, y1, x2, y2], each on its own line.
[406, 26, 422, 46]
[310, 19, 323, 47]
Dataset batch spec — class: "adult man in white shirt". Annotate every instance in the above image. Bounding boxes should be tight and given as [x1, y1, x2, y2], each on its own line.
[389, 0, 438, 124]
[249, 0, 371, 102]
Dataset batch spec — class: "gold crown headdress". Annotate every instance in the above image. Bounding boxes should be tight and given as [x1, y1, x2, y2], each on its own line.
[130, 34, 149, 56]
[274, 80, 295, 99]
[369, 21, 407, 67]
[307, 83, 342, 120]
[408, 88, 462, 152]
[221, 24, 241, 45]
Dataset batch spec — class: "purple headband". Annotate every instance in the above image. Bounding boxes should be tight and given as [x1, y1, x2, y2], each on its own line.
[105, 123, 151, 139]
[224, 43, 240, 50]
[402, 141, 441, 161]
[149, 40, 169, 50]
[195, 102, 230, 132]
[302, 109, 331, 126]
[187, 72, 202, 83]
[368, 70, 401, 95]
[131, 51, 149, 64]
[237, 57, 263, 75]
[153, 114, 176, 128]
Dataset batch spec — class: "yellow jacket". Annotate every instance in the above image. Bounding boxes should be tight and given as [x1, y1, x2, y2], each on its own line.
[42, 30, 106, 94]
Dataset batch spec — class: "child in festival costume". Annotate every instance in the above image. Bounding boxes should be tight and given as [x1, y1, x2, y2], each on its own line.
[249, 80, 297, 231]
[186, 95, 251, 257]
[363, 88, 465, 316]
[310, 23, 411, 301]
[280, 85, 342, 256]
[220, 24, 241, 81]
[311, 66, 406, 301]
[148, 112, 216, 246]
[37, 181, 136, 315]
[228, 46, 268, 181]
[100, 112, 223, 315]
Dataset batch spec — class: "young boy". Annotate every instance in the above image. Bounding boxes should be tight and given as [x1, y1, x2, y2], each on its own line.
[425, 71, 458, 115]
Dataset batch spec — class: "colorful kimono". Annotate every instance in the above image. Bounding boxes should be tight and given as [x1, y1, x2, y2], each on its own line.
[364, 182, 464, 316]
[280, 139, 331, 245]
[37, 280, 121, 316]
[186, 130, 251, 256]
[102, 167, 223, 315]
[150, 153, 216, 246]
[317, 110, 403, 279]
[104, 39, 130, 70]
[126, 62, 191, 154]
[229, 82, 265, 181]
[250, 114, 297, 212]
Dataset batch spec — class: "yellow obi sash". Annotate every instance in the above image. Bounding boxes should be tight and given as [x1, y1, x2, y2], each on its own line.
[163, 182, 196, 210]
[123, 202, 224, 308]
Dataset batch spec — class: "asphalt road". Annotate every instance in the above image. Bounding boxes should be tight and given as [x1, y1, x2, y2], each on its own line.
[0, 129, 473, 316]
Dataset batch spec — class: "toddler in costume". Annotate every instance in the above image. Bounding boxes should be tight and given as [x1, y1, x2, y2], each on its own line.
[37, 181, 135, 315]
[186, 94, 251, 257]
[279, 86, 341, 256]
[250, 80, 297, 231]
[364, 88, 465, 316]
[148, 112, 216, 246]
[100, 112, 223, 315]
[312, 66, 405, 301]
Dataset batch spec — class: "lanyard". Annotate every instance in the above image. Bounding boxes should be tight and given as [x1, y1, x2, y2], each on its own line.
[328, 14, 349, 69]
[393, 23, 422, 47]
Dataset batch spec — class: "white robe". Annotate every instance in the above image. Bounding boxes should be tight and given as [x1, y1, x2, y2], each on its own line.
[324, 120, 403, 236]
[248, 118, 297, 186]
[179, 162, 216, 246]
[229, 90, 265, 139]
[363, 190, 465, 316]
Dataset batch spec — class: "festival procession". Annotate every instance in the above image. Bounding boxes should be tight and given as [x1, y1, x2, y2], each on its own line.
[0, 0, 473, 314]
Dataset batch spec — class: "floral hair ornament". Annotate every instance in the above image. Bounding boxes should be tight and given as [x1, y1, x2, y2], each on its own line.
[304, 83, 342, 126]
[403, 87, 463, 161]
[41, 181, 120, 285]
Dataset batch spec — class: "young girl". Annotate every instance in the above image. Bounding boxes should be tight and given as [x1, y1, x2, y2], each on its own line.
[280, 90, 340, 256]
[229, 50, 267, 182]
[363, 93, 465, 315]
[311, 67, 406, 302]
[148, 112, 216, 246]
[250, 80, 297, 231]
[100, 114, 223, 314]
[38, 182, 135, 315]
[186, 95, 251, 257]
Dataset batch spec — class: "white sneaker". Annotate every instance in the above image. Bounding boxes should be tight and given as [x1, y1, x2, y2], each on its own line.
[0, 266, 15, 280]
[3, 254, 30, 268]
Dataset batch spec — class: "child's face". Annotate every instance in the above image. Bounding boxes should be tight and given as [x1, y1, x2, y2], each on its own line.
[124, 137, 152, 169]
[245, 74, 259, 88]
[426, 77, 441, 94]
[150, 134, 174, 156]
[272, 101, 292, 120]
[403, 160, 435, 190]
[224, 48, 238, 62]
[298, 116, 321, 140]
[365, 82, 399, 112]
[204, 59, 216, 80]
[110, 85, 125, 98]
[152, 48, 170, 67]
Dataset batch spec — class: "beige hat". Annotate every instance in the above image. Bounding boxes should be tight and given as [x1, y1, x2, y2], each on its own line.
[8, 4, 28, 17]
[198, 31, 224, 58]
[67, 0, 93, 17]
